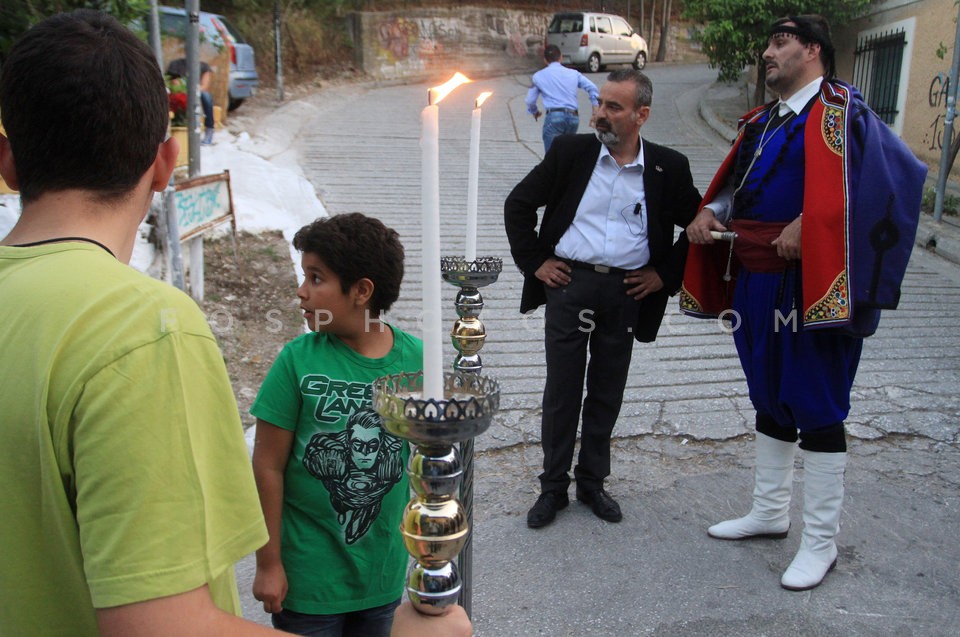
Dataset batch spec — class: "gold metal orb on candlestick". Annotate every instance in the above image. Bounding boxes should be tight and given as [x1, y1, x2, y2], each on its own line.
[372, 370, 499, 615]
[401, 498, 468, 567]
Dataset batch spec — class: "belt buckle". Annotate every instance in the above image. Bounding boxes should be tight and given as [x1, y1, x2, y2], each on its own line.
[594, 264, 610, 274]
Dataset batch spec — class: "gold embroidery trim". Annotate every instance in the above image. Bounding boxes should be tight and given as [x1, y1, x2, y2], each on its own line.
[821, 105, 844, 157]
[678, 287, 702, 313]
[804, 271, 850, 323]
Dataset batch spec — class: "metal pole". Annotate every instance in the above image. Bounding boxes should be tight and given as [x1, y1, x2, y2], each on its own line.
[934, 10, 960, 223]
[163, 187, 185, 291]
[275, 0, 284, 102]
[458, 437, 474, 618]
[147, 1, 163, 70]
[185, 0, 205, 300]
[151, 0, 177, 296]
[186, 0, 201, 177]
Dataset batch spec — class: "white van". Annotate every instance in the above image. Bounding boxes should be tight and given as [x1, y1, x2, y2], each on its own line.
[546, 12, 648, 73]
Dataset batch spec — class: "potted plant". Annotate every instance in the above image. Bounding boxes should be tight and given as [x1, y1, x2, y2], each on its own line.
[167, 78, 189, 167]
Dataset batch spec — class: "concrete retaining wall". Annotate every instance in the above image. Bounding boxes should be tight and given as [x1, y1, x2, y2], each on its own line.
[349, 6, 549, 82]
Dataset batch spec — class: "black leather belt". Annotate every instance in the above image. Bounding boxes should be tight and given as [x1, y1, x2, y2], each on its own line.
[559, 258, 626, 275]
[546, 107, 578, 115]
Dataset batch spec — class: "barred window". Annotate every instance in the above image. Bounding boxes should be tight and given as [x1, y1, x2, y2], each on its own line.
[853, 29, 907, 126]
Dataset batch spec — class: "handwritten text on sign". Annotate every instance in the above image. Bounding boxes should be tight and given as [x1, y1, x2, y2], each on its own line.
[175, 171, 234, 242]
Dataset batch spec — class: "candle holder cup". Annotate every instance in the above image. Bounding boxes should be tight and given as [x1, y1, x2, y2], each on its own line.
[372, 370, 499, 615]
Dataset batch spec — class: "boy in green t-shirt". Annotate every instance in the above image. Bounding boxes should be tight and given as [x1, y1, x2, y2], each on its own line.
[252, 213, 422, 636]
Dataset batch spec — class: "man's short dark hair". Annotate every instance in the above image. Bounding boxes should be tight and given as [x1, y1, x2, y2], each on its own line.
[606, 69, 653, 108]
[544, 44, 562, 63]
[0, 10, 169, 203]
[770, 14, 836, 79]
[293, 213, 405, 314]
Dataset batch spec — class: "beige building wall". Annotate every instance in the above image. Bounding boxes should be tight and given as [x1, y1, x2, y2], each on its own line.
[834, 0, 958, 177]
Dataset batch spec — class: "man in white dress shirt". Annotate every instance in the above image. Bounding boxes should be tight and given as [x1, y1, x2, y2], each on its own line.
[506, 69, 701, 529]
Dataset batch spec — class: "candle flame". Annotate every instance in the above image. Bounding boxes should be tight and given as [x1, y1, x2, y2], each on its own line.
[475, 91, 492, 108]
[429, 72, 472, 105]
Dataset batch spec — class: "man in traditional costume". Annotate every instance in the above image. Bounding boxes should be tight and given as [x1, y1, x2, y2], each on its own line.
[681, 15, 926, 591]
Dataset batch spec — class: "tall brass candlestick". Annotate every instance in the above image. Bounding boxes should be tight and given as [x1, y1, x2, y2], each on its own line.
[441, 255, 501, 617]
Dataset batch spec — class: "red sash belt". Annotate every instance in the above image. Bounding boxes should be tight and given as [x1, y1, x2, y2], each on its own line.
[730, 219, 792, 273]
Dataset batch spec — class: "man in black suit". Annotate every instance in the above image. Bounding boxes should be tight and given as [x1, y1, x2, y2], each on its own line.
[504, 69, 701, 529]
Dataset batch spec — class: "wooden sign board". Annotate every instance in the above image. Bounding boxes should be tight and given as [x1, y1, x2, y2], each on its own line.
[174, 170, 235, 242]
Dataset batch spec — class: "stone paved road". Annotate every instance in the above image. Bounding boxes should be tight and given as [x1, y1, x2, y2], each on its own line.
[237, 64, 960, 636]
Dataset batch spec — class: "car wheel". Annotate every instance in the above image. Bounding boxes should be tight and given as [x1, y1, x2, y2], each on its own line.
[633, 51, 647, 70]
[228, 97, 244, 111]
[587, 53, 601, 74]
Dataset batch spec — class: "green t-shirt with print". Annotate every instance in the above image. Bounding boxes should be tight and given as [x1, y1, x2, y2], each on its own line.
[251, 325, 422, 614]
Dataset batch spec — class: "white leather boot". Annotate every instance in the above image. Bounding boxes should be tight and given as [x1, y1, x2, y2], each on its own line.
[781, 451, 847, 591]
[708, 434, 795, 540]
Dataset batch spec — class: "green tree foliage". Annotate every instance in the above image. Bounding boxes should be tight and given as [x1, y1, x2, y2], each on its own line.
[683, 0, 870, 104]
[1, 1, 150, 62]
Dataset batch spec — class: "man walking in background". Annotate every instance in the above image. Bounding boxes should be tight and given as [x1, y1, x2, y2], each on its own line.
[526, 44, 599, 152]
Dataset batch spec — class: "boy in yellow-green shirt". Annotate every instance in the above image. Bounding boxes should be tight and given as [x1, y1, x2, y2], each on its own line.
[0, 11, 468, 637]
[0, 10, 273, 636]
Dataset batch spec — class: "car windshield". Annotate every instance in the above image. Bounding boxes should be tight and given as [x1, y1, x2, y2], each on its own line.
[548, 15, 583, 34]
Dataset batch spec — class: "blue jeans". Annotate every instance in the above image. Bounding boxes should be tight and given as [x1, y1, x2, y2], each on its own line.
[271, 599, 401, 637]
[542, 110, 580, 152]
[200, 91, 214, 129]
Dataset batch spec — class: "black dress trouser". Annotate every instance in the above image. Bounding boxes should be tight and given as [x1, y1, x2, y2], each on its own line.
[539, 267, 641, 492]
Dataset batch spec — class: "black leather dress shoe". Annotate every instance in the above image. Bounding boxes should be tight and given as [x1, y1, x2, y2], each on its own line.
[527, 490, 569, 528]
[576, 487, 622, 522]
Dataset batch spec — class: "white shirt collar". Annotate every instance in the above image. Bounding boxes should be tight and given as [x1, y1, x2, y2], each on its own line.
[777, 76, 823, 116]
[598, 135, 645, 169]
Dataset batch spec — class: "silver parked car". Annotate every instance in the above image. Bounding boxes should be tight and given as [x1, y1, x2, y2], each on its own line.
[158, 6, 259, 110]
[547, 11, 648, 74]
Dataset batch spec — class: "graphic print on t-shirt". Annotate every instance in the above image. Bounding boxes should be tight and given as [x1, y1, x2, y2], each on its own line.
[302, 405, 404, 544]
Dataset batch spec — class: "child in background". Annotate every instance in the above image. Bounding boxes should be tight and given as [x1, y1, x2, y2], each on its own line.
[252, 213, 421, 637]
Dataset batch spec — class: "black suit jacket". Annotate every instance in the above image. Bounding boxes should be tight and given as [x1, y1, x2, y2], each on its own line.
[504, 133, 701, 342]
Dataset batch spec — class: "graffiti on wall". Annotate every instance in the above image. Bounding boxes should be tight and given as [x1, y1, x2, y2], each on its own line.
[369, 9, 548, 78]
[483, 12, 547, 57]
[377, 17, 419, 62]
[925, 71, 956, 152]
[375, 16, 466, 63]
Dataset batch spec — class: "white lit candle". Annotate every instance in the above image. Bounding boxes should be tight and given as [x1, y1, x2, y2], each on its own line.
[465, 91, 492, 263]
[420, 73, 471, 399]
[420, 97, 443, 399]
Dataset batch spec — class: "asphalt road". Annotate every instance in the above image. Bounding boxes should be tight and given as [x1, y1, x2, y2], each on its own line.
[235, 63, 960, 636]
